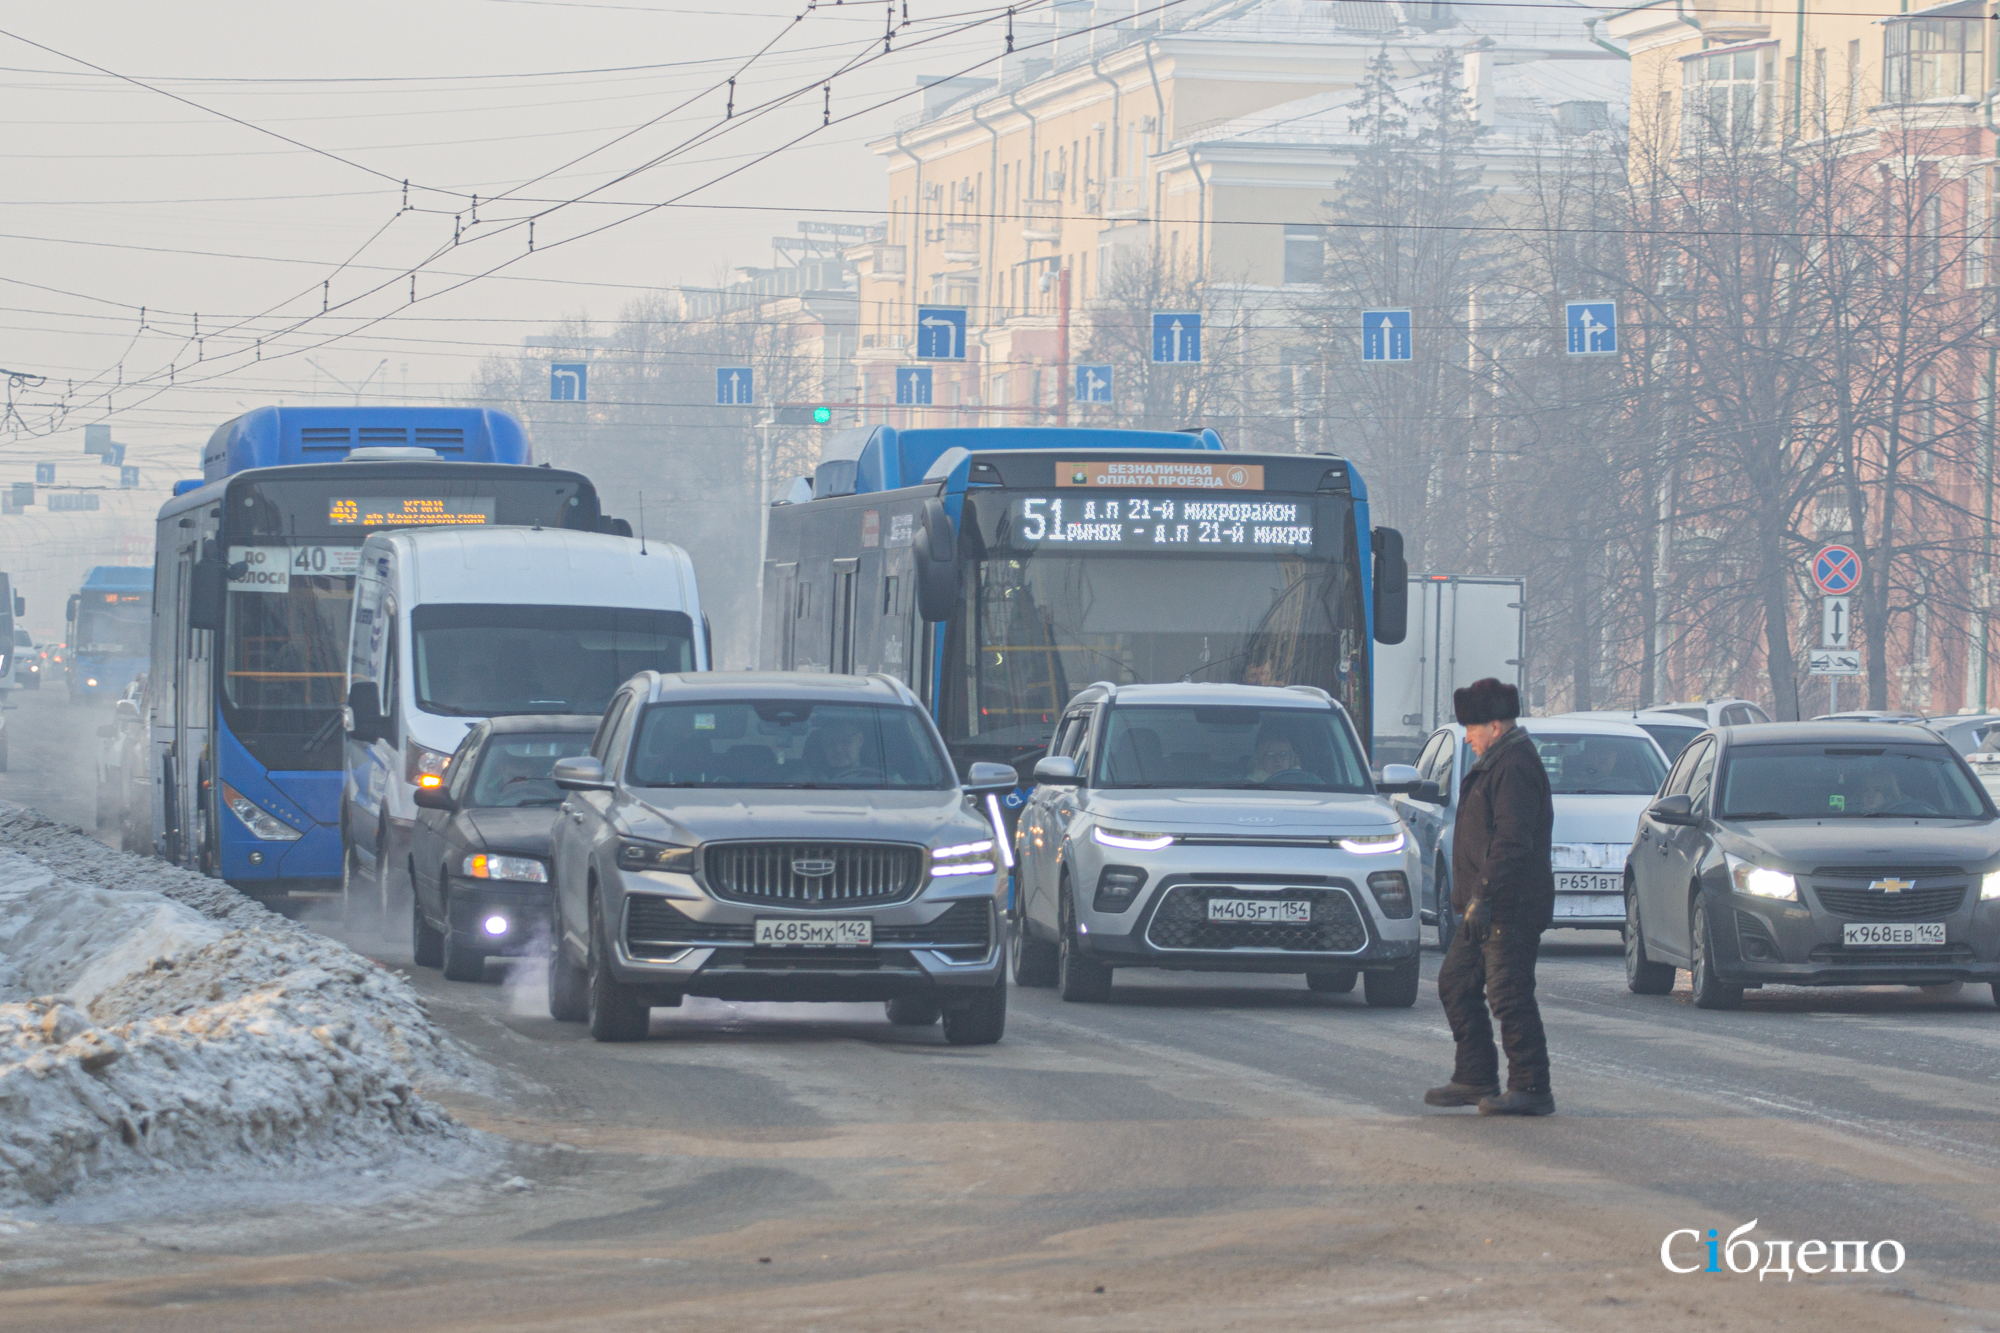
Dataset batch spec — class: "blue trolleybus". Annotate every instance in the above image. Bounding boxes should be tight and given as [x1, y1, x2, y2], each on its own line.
[759, 426, 1408, 788]
[65, 565, 154, 703]
[149, 406, 610, 903]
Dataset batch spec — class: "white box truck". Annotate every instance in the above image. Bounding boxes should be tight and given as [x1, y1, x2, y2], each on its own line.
[1373, 574, 1526, 767]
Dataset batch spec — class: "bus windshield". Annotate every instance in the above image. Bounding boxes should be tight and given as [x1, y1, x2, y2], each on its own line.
[225, 576, 354, 714]
[76, 599, 151, 655]
[942, 490, 1367, 763]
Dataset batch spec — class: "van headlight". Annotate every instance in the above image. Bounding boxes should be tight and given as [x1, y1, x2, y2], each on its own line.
[1092, 826, 1175, 851]
[406, 742, 451, 791]
[462, 854, 547, 883]
[931, 839, 996, 876]
[220, 781, 304, 842]
[1726, 853, 1797, 901]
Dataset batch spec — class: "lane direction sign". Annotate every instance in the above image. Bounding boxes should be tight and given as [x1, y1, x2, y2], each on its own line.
[915, 306, 967, 360]
[1808, 649, 1862, 676]
[895, 367, 933, 405]
[1822, 595, 1852, 648]
[1813, 544, 1861, 596]
[716, 366, 754, 405]
[1151, 311, 1202, 363]
[1075, 364, 1113, 403]
[550, 362, 588, 401]
[1362, 309, 1412, 362]
[1565, 301, 1617, 355]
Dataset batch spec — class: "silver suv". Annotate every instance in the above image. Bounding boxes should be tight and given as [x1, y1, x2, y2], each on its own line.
[1010, 682, 1423, 1005]
[546, 671, 1015, 1044]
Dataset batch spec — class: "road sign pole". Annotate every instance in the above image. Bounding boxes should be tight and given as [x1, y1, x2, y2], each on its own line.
[1057, 266, 1071, 427]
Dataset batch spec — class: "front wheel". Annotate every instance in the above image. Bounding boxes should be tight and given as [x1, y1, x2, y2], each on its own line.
[1624, 883, 1674, 995]
[1434, 866, 1457, 953]
[941, 983, 1007, 1045]
[1056, 891, 1113, 1003]
[586, 899, 651, 1042]
[1010, 911, 1059, 987]
[547, 901, 589, 1023]
[411, 887, 444, 969]
[1689, 898, 1744, 1011]
[1363, 957, 1420, 1008]
[440, 886, 486, 982]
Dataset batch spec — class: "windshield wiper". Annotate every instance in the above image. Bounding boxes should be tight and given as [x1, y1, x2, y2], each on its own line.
[303, 709, 344, 751]
[1722, 811, 1791, 820]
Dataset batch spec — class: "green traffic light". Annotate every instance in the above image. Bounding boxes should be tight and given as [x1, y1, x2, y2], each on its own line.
[812, 406, 833, 424]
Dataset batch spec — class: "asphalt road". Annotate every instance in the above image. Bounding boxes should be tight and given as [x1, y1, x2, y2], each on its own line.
[6, 915, 2000, 1330]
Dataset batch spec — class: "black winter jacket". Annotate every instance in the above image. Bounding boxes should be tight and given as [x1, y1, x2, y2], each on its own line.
[1450, 725, 1556, 930]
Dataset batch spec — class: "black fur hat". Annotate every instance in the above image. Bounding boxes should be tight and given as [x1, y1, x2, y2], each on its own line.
[1453, 677, 1521, 727]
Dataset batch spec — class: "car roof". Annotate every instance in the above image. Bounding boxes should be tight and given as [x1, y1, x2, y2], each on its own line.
[1723, 721, 1958, 748]
[481, 713, 599, 735]
[1077, 681, 1334, 709]
[639, 670, 916, 706]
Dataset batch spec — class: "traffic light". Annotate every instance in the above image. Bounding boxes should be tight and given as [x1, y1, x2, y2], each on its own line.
[774, 405, 836, 426]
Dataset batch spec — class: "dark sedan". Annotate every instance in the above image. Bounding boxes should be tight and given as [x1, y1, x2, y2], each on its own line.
[411, 715, 595, 981]
[1625, 722, 2000, 1009]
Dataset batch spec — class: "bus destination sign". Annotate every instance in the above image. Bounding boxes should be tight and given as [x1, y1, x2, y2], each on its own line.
[1007, 494, 1314, 552]
[328, 496, 496, 528]
[1054, 460, 1264, 490]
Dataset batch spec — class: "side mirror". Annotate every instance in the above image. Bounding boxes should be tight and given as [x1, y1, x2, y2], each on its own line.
[913, 496, 960, 623]
[187, 555, 227, 632]
[346, 680, 384, 744]
[1375, 762, 1422, 794]
[1647, 793, 1696, 826]
[11, 595, 22, 618]
[413, 784, 455, 812]
[965, 761, 1019, 793]
[113, 698, 141, 724]
[551, 755, 610, 791]
[1032, 755, 1080, 786]
[1371, 527, 1408, 646]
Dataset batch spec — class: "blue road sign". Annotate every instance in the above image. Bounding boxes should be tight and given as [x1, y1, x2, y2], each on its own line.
[1362, 309, 1412, 362]
[1075, 364, 1113, 403]
[119, 466, 139, 489]
[1151, 312, 1202, 363]
[915, 306, 967, 360]
[1813, 544, 1861, 596]
[895, 367, 933, 405]
[550, 362, 588, 401]
[716, 366, 754, 405]
[34, 464, 53, 485]
[1565, 301, 1617, 355]
[97, 444, 124, 467]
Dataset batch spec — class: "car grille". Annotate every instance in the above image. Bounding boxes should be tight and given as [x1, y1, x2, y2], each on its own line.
[1146, 884, 1368, 954]
[703, 841, 926, 908]
[1814, 885, 1966, 920]
[626, 896, 752, 954]
[1808, 943, 1975, 966]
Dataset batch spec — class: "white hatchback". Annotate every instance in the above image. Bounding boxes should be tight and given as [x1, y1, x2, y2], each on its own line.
[1390, 718, 1671, 948]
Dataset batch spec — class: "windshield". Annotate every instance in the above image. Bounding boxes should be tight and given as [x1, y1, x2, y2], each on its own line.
[943, 491, 1367, 764]
[1718, 743, 1991, 820]
[627, 700, 954, 789]
[412, 604, 694, 717]
[1096, 704, 1373, 792]
[468, 731, 593, 808]
[1638, 723, 1704, 760]
[76, 601, 151, 655]
[1527, 732, 1667, 795]
[225, 575, 352, 714]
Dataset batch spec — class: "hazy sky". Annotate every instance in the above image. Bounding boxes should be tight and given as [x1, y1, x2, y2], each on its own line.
[0, 0, 1024, 473]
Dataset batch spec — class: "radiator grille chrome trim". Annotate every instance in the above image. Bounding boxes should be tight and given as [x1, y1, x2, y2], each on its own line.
[702, 840, 926, 908]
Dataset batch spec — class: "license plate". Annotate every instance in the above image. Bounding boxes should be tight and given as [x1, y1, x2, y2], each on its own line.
[1207, 897, 1312, 924]
[1555, 872, 1622, 894]
[1842, 922, 1945, 947]
[754, 918, 871, 947]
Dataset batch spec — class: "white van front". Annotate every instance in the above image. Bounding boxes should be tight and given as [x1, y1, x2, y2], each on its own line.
[342, 527, 705, 913]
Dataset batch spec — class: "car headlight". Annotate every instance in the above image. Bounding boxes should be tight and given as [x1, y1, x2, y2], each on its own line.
[1725, 853, 1797, 901]
[616, 838, 697, 874]
[462, 853, 547, 883]
[406, 742, 451, 791]
[1339, 831, 1406, 855]
[1982, 870, 2000, 901]
[219, 781, 304, 842]
[1091, 825, 1175, 851]
[931, 839, 997, 877]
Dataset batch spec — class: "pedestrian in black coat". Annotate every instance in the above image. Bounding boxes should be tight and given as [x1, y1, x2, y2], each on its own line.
[1425, 677, 1557, 1116]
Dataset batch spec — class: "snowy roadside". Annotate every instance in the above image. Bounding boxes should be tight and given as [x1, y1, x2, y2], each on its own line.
[0, 807, 488, 1211]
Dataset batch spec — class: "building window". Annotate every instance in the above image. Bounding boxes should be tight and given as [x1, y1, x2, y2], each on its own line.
[1884, 17, 1984, 103]
[1680, 45, 1776, 148]
[1283, 224, 1326, 285]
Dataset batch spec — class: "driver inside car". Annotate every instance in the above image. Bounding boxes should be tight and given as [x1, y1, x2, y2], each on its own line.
[805, 718, 875, 784]
[1247, 730, 1304, 784]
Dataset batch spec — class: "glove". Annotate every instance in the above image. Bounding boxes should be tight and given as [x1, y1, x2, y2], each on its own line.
[1463, 897, 1492, 940]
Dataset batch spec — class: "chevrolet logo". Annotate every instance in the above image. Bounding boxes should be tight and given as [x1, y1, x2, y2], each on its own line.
[1868, 878, 1914, 894]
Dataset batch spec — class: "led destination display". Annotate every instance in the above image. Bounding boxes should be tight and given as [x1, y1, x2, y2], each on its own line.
[327, 496, 496, 528]
[1005, 493, 1317, 552]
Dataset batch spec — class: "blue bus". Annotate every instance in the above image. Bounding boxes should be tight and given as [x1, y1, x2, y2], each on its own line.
[759, 426, 1407, 786]
[149, 406, 615, 903]
[65, 566, 154, 704]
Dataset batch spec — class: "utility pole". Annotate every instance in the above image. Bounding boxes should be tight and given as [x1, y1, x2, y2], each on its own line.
[754, 409, 774, 667]
[1056, 265, 1072, 426]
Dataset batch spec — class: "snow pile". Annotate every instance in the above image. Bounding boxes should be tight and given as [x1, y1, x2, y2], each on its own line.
[0, 808, 470, 1208]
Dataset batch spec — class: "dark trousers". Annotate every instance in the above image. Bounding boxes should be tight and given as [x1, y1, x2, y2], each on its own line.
[1437, 918, 1550, 1093]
